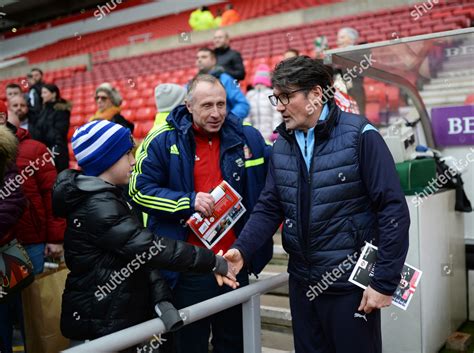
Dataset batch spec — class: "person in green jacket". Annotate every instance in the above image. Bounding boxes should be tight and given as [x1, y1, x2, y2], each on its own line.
[189, 6, 215, 31]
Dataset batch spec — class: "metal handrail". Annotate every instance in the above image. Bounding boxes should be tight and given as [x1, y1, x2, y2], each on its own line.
[62, 272, 289, 353]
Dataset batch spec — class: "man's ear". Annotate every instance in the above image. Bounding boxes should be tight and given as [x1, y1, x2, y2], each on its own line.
[185, 99, 193, 114]
[307, 86, 324, 111]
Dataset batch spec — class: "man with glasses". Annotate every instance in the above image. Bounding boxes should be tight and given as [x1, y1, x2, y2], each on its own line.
[224, 56, 410, 353]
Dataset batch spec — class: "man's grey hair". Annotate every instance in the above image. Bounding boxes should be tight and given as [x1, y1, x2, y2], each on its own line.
[186, 74, 225, 103]
[338, 27, 359, 44]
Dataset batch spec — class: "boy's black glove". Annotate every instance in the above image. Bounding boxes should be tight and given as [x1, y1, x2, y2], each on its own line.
[155, 301, 183, 332]
[213, 255, 228, 276]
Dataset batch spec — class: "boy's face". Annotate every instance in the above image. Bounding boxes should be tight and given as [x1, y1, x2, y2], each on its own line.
[106, 150, 136, 185]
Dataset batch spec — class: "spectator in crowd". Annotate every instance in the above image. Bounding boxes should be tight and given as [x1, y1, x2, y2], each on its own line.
[8, 95, 34, 130]
[214, 8, 223, 28]
[189, 6, 215, 31]
[245, 64, 280, 141]
[224, 56, 409, 353]
[0, 102, 64, 353]
[5, 83, 23, 101]
[27, 68, 44, 113]
[134, 83, 187, 227]
[221, 3, 240, 26]
[90, 82, 134, 133]
[0, 102, 25, 234]
[337, 27, 366, 114]
[323, 61, 360, 114]
[0, 105, 26, 353]
[53, 120, 235, 348]
[153, 83, 186, 127]
[6, 108, 65, 273]
[195, 47, 249, 119]
[28, 83, 71, 173]
[129, 75, 273, 353]
[283, 48, 300, 59]
[213, 29, 246, 80]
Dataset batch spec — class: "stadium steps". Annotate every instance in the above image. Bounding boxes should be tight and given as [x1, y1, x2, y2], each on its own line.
[422, 80, 474, 91]
[420, 87, 473, 98]
[417, 44, 474, 107]
[437, 68, 474, 78]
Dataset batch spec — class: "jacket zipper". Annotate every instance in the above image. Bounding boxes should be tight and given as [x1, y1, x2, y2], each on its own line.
[304, 132, 308, 157]
[293, 140, 310, 266]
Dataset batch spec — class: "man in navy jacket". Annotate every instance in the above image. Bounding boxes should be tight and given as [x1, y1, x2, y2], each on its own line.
[130, 74, 272, 353]
[225, 56, 410, 353]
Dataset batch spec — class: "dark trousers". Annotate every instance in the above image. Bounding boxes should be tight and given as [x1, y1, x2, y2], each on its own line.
[171, 271, 249, 353]
[289, 275, 382, 353]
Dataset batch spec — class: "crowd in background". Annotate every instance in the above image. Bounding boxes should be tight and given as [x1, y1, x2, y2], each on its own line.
[0, 21, 369, 353]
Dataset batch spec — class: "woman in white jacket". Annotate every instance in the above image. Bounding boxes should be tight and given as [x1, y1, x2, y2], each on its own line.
[245, 64, 281, 142]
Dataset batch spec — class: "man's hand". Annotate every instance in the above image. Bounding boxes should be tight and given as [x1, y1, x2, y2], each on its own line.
[194, 192, 215, 217]
[223, 248, 244, 277]
[214, 250, 240, 289]
[358, 285, 392, 314]
[44, 243, 63, 258]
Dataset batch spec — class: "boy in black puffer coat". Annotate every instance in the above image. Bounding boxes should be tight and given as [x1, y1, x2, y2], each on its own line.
[53, 120, 236, 350]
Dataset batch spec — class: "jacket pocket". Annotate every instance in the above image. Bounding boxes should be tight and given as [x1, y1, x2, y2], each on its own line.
[347, 216, 361, 250]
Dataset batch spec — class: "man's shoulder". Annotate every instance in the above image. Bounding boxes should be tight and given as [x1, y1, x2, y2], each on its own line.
[143, 122, 176, 146]
[228, 47, 242, 56]
[219, 72, 235, 84]
[337, 110, 371, 132]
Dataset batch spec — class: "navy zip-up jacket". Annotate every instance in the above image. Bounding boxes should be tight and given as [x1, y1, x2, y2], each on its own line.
[233, 102, 410, 295]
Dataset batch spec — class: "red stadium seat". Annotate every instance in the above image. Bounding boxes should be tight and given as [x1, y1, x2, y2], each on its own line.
[136, 107, 156, 121]
[130, 98, 146, 109]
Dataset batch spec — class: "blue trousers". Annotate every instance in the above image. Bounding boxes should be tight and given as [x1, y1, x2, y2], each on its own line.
[0, 243, 45, 353]
[289, 275, 382, 353]
[172, 271, 249, 353]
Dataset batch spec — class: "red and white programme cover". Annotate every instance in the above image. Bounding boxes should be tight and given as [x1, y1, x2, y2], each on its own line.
[187, 181, 246, 249]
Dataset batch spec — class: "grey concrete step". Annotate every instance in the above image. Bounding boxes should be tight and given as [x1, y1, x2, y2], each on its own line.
[442, 60, 474, 70]
[437, 68, 474, 78]
[261, 305, 293, 334]
[420, 87, 473, 97]
[273, 244, 289, 260]
[262, 348, 293, 353]
[430, 76, 474, 85]
[261, 294, 290, 309]
[261, 330, 294, 352]
[419, 95, 467, 106]
[274, 231, 282, 245]
[423, 80, 474, 90]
